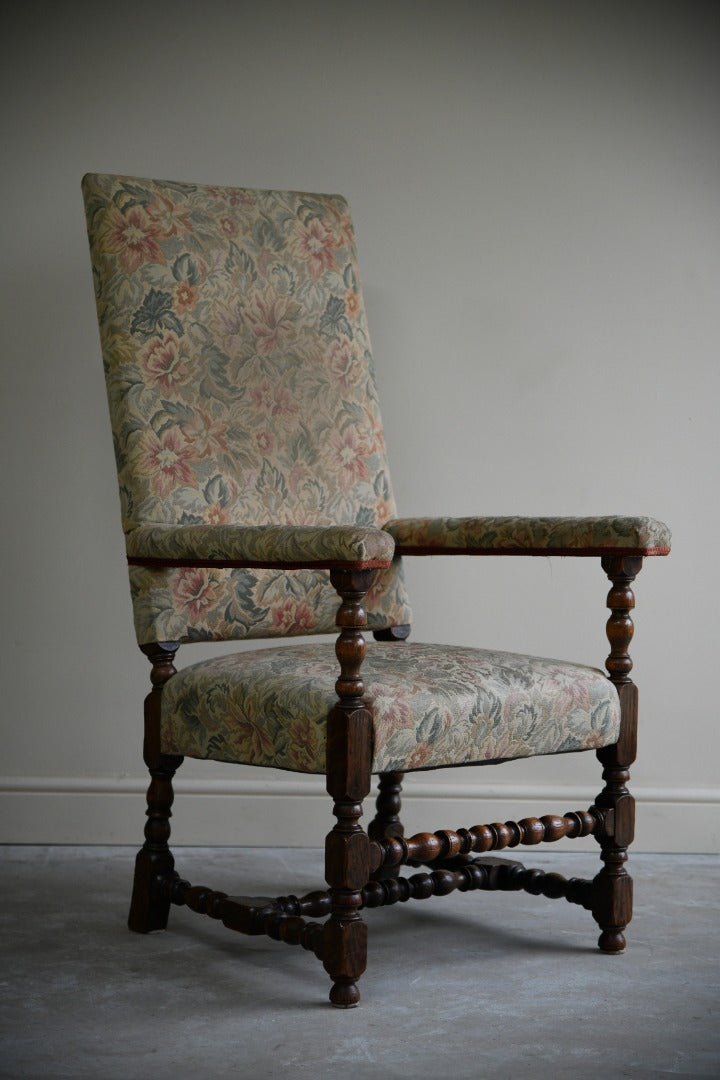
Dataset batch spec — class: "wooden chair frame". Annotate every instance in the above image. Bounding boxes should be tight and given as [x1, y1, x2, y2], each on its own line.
[129, 554, 642, 1008]
[81, 173, 668, 1008]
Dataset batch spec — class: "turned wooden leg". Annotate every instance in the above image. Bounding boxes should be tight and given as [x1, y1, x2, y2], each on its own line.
[323, 569, 375, 1008]
[369, 627, 409, 881]
[128, 642, 184, 934]
[592, 556, 642, 953]
[368, 772, 405, 881]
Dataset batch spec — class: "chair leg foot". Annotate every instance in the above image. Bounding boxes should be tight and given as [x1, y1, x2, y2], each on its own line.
[128, 750, 182, 934]
[128, 848, 175, 934]
[329, 978, 361, 1008]
[598, 928, 626, 953]
[591, 855, 633, 955]
[322, 894, 368, 1008]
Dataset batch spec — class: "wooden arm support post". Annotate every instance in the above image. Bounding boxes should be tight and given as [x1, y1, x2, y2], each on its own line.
[323, 568, 375, 1008]
[592, 555, 643, 953]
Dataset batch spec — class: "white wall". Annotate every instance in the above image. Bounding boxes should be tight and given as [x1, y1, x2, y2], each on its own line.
[2, 0, 718, 850]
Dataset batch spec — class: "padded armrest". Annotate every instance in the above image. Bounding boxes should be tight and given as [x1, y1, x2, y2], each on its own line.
[126, 523, 395, 570]
[385, 516, 671, 557]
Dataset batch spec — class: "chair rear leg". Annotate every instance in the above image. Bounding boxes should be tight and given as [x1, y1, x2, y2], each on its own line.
[128, 642, 183, 934]
[369, 771, 405, 881]
[369, 627, 410, 884]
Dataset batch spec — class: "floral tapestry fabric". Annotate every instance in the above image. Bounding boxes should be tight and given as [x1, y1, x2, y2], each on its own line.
[161, 642, 620, 774]
[126, 522, 395, 567]
[386, 516, 671, 556]
[82, 174, 412, 643]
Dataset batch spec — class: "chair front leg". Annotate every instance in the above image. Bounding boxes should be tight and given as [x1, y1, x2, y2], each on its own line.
[593, 556, 643, 953]
[323, 568, 375, 1008]
[128, 641, 184, 934]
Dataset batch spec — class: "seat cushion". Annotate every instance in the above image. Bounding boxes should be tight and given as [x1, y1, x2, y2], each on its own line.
[161, 642, 620, 774]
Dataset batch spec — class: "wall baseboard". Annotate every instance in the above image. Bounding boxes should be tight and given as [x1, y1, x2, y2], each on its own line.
[1, 776, 718, 851]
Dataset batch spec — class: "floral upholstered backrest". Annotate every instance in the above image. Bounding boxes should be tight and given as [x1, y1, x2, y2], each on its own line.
[82, 174, 411, 644]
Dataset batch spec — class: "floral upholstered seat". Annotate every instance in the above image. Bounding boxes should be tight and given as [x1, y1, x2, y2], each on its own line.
[162, 643, 620, 774]
[82, 172, 670, 1008]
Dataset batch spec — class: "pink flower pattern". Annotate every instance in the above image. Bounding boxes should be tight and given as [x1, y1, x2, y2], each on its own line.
[328, 426, 371, 492]
[172, 568, 222, 622]
[294, 218, 339, 279]
[244, 287, 298, 356]
[271, 599, 315, 635]
[141, 333, 191, 395]
[181, 409, 228, 459]
[327, 339, 359, 391]
[140, 429, 195, 497]
[174, 282, 198, 313]
[102, 205, 164, 274]
[148, 195, 194, 238]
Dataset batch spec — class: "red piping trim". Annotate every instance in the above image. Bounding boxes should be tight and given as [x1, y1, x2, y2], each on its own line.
[127, 556, 393, 571]
[390, 545, 670, 558]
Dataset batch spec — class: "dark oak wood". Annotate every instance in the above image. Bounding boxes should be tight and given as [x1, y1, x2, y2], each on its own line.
[128, 642, 183, 934]
[374, 808, 604, 870]
[368, 771, 405, 882]
[592, 556, 643, 953]
[368, 628, 409, 880]
[368, 772, 405, 844]
[159, 877, 325, 956]
[152, 854, 593, 931]
[361, 858, 594, 911]
[322, 568, 375, 1008]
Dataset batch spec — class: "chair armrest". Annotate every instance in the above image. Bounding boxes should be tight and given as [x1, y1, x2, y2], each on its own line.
[384, 516, 671, 557]
[125, 523, 395, 570]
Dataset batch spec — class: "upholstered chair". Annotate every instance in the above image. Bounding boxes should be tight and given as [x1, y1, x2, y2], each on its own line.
[82, 173, 670, 1007]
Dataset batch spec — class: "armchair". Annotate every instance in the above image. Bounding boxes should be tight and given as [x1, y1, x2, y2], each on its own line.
[82, 173, 670, 1007]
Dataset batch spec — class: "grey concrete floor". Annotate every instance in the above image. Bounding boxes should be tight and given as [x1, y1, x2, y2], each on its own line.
[0, 848, 718, 1080]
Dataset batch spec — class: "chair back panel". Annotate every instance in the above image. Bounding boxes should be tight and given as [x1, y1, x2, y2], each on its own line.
[83, 174, 411, 643]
